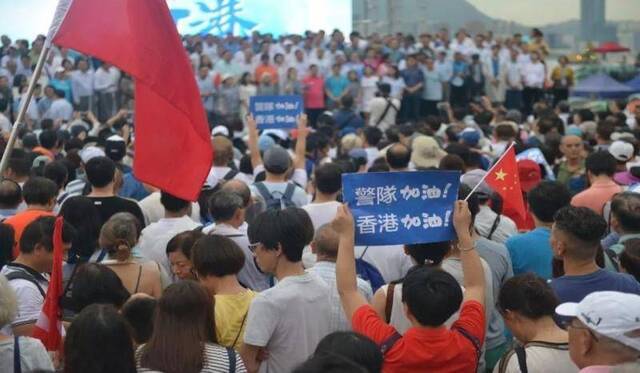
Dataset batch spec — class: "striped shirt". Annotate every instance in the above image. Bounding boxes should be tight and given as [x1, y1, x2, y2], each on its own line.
[136, 343, 247, 373]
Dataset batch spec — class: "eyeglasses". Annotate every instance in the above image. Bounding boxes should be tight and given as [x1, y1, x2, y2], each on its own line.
[248, 242, 261, 253]
[563, 318, 600, 342]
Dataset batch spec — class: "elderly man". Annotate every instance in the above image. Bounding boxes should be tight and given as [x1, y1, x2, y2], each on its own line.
[556, 291, 640, 372]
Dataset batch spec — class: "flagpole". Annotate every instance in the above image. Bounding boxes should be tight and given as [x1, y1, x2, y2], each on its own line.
[464, 142, 516, 201]
[0, 46, 51, 178]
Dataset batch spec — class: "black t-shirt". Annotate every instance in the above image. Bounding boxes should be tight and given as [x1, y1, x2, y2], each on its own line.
[68, 195, 146, 228]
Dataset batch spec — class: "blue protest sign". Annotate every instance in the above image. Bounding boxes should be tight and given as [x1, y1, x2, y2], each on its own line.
[342, 171, 461, 246]
[250, 95, 303, 129]
[516, 148, 555, 180]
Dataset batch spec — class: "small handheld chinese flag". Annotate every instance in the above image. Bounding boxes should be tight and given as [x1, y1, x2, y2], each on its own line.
[32, 217, 64, 351]
[485, 146, 527, 221]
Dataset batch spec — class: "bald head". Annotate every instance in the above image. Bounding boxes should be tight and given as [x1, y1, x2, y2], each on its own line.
[312, 224, 340, 261]
[212, 136, 233, 167]
[0, 179, 22, 209]
[221, 179, 251, 208]
[386, 143, 411, 170]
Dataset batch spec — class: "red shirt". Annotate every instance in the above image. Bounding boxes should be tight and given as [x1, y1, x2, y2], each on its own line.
[352, 301, 485, 373]
[302, 75, 325, 109]
[5, 209, 55, 258]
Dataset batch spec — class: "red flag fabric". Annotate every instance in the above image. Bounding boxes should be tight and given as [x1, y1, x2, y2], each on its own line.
[32, 217, 64, 351]
[47, 0, 213, 201]
[485, 146, 527, 221]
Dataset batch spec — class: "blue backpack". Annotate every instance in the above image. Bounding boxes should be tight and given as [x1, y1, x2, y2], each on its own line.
[355, 246, 385, 293]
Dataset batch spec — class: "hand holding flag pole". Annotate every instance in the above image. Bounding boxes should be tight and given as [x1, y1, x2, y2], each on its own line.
[464, 142, 515, 201]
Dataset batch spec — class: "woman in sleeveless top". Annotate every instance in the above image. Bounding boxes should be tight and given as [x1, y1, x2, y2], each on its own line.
[98, 213, 162, 297]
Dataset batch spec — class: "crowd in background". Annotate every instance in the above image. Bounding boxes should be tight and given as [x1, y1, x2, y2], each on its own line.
[0, 26, 640, 373]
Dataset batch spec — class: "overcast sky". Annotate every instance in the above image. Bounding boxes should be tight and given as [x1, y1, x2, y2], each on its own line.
[467, 0, 639, 26]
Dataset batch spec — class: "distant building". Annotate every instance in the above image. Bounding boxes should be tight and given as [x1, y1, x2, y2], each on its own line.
[580, 0, 617, 43]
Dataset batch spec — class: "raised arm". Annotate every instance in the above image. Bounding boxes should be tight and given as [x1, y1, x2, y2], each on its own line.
[294, 114, 309, 170]
[246, 114, 263, 169]
[334, 204, 368, 321]
[453, 200, 485, 306]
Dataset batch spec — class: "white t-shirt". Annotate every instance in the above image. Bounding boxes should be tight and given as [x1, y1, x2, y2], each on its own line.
[0, 337, 55, 372]
[250, 181, 308, 208]
[243, 272, 332, 373]
[138, 192, 201, 225]
[205, 166, 253, 189]
[367, 97, 400, 132]
[136, 216, 201, 280]
[354, 245, 413, 283]
[0, 112, 11, 134]
[44, 99, 73, 121]
[494, 342, 577, 373]
[0, 265, 49, 332]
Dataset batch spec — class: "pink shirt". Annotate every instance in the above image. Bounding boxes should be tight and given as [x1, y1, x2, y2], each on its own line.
[571, 179, 623, 214]
[580, 366, 611, 373]
[303, 75, 325, 109]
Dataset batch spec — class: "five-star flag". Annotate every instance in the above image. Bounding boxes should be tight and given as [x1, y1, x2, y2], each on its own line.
[485, 146, 527, 221]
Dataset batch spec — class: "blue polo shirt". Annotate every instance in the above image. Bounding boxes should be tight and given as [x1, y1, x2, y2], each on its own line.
[549, 269, 640, 304]
[325, 75, 349, 99]
[505, 227, 553, 279]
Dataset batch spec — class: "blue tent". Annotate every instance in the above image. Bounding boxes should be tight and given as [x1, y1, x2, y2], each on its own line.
[626, 74, 640, 92]
[571, 73, 633, 99]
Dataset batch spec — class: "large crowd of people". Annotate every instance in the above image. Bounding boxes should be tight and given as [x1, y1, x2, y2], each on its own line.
[0, 25, 640, 373]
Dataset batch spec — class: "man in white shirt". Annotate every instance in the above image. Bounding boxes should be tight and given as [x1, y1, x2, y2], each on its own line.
[137, 192, 201, 280]
[205, 136, 252, 189]
[241, 208, 331, 373]
[361, 127, 383, 169]
[196, 65, 215, 114]
[94, 63, 120, 121]
[367, 83, 400, 133]
[0, 217, 72, 336]
[302, 163, 343, 266]
[308, 224, 372, 332]
[70, 58, 94, 112]
[522, 51, 546, 116]
[435, 50, 453, 102]
[209, 190, 269, 291]
[0, 102, 11, 134]
[44, 88, 73, 122]
[504, 49, 524, 111]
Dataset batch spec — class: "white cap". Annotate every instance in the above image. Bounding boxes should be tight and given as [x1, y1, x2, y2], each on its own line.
[262, 129, 288, 141]
[79, 146, 105, 164]
[556, 291, 640, 352]
[609, 141, 635, 162]
[106, 134, 125, 143]
[211, 125, 229, 137]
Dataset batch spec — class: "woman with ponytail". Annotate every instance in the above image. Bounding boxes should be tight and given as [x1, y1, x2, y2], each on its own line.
[98, 212, 162, 297]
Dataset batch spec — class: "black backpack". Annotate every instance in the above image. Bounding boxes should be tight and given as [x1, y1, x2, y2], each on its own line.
[254, 182, 297, 211]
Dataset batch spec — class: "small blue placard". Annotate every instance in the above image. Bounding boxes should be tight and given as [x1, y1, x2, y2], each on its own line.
[342, 171, 461, 246]
[250, 95, 303, 129]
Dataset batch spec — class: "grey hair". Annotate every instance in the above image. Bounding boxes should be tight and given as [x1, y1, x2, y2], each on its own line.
[99, 212, 139, 251]
[0, 275, 18, 328]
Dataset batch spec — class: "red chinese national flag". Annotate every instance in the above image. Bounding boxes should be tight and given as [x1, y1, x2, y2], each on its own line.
[32, 217, 64, 351]
[485, 146, 527, 221]
[47, 0, 213, 201]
